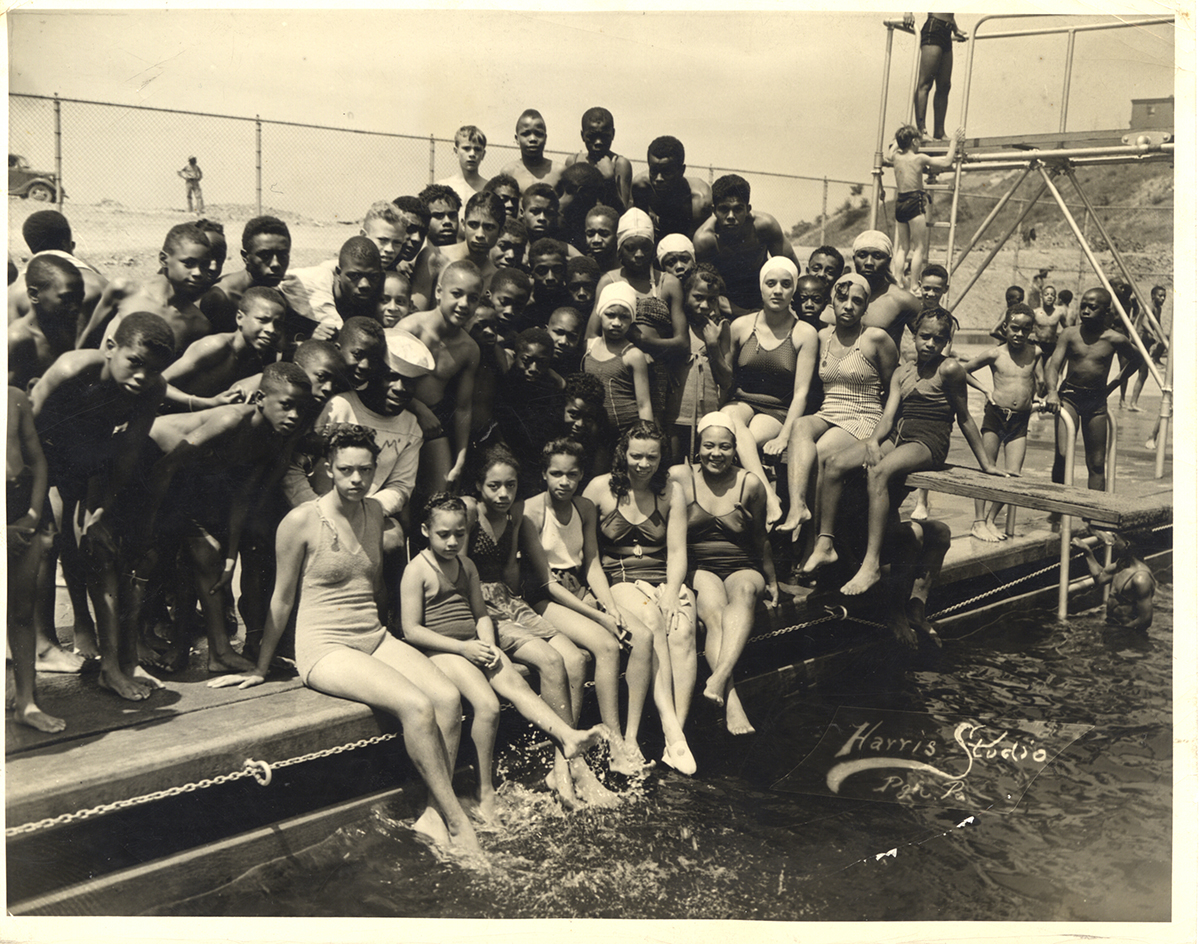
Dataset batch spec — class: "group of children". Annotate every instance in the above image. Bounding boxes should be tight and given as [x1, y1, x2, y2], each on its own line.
[5, 104, 1162, 853]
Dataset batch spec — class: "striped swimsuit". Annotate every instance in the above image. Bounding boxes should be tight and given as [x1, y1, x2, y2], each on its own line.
[814, 325, 885, 439]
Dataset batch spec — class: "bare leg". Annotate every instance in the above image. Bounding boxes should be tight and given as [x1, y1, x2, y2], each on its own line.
[485, 651, 605, 759]
[931, 44, 954, 140]
[509, 635, 577, 803]
[778, 417, 830, 536]
[908, 213, 929, 293]
[1080, 411, 1109, 492]
[722, 404, 782, 528]
[538, 602, 622, 736]
[9, 532, 66, 732]
[610, 585, 656, 762]
[913, 43, 944, 136]
[892, 221, 910, 287]
[699, 570, 763, 735]
[802, 439, 871, 573]
[187, 537, 255, 674]
[664, 590, 697, 730]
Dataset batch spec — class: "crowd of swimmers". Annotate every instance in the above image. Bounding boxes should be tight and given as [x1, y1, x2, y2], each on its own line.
[6, 105, 1163, 855]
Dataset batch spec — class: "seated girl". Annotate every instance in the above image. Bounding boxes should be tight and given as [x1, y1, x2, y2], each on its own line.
[780, 273, 898, 539]
[670, 413, 777, 736]
[209, 425, 481, 855]
[582, 420, 697, 775]
[801, 308, 1008, 602]
[721, 257, 819, 528]
[401, 494, 606, 820]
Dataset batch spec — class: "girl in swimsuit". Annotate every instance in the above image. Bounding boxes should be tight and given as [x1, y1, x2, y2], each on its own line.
[722, 256, 819, 529]
[779, 273, 898, 540]
[402, 493, 607, 822]
[582, 420, 697, 775]
[582, 282, 654, 464]
[463, 444, 619, 805]
[209, 425, 482, 856]
[802, 309, 1006, 600]
[670, 413, 777, 737]
[525, 437, 644, 779]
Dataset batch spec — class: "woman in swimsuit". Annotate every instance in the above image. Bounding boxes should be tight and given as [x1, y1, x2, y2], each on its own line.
[907, 12, 967, 143]
[209, 425, 482, 855]
[779, 272, 898, 539]
[582, 420, 697, 775]
[670, 413, 777, 736]
[722, 256, 819, 528]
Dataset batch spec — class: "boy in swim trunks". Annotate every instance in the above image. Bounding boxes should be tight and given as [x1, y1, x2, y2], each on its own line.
[565, 106, 633, 211]
[1071, 531, 1157, 632]
[885, 125, 964, 292]
[8, 255, 84, 391]
[201, 216, 292, 335]
[964, 304, 1044, 541]
[1044, 287, 1142, 492]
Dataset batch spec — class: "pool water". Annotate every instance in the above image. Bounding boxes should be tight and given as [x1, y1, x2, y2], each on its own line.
[156, 587, 1172, 921]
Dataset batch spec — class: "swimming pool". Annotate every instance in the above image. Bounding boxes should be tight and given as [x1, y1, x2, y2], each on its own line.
[152, 587, 1173, 921]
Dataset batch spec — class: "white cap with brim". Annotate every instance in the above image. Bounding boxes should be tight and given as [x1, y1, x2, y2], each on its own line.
[383, 327, 435, 378]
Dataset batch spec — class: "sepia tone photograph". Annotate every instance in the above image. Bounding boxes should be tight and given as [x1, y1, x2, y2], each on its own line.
[4, 2, 1193, 941]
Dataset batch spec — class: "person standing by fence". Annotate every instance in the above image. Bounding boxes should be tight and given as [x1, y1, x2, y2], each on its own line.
[178, 157, 204, 213]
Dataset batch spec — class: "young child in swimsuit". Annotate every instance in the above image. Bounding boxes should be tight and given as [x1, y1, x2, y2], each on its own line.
[779, 273, 897, 540]
[801, 308, 1009, 597]
[964, 304, 1045, 541]
[402, 494, 606, 820]
[583, 282, 654, 463]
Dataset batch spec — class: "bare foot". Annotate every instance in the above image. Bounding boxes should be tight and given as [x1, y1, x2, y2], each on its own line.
[545, 768, 582, 810]
[98, 664, 152, 701]
[889, 612, 920, 650]
[911, 501, 930, 521]
[661, 738, 698, 775]
[985, 521, 1008, 541]
[609, 738, 649, 776]
[446, 816, 485, 858]
[131, 664, 166, 690]
[1144, 437, 1157, 451]
[413, 805, 451, 847]
[724, 688, 756, 736]
[72, 626, 100, 660]
[800, 542, 838, 575]
[906, 600, 943, 648]
[1127, 404, 1142, 412]
[570, 757, 623, 806]
[36, 645, 87, 673]
[841, 565, 881, 596]
[777, 503, 811, 540]
[15, 701, 67, 733]
[208, 649, 257, 674]
[971, 520, 1001, 542]
[561, 723, 606, 760]
[477, 790, 498, 825]
[765, 492, 784, 531]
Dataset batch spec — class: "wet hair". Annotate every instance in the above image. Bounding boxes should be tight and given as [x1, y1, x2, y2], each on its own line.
[920, 263, 949, 283]
[339, 315, 386, 350]
[585, 205, 620, 229]
[323, 422, 380, 460]
[293, 339, 342, 369]
[522, 183, 559, 210]
[647, 136, 685, 166]
[809, 245, 845, 271]
[239, 285, 287, 315]
[608, 420, 669, 499]
[563, 371, 604, 409]
[338, 236, 382, 269]
[581, 106, 614, 129]
[911, 306, 955, 338]
[22, 210, 73, 253]
[529, 238, 567, 263]
[419, 183, 462, 212]
[438, 258, 482, 288]
[112, 311, 175, 361]
[162, 222, 211, 255]
[1005, 284, 1025, 302]
[684, 263, 726, 297]
[363, 200, 406, 229]
[474, 442, 521, 486]
[542, 436, 585, 470]
[515, 326, 553, 352]
[1057, 289, 1073, 306]
[464, 190, 505, 224]
[484, 173, 521, 196]
[423, 492, 467, 524]
[895, 124, 921, 150]
[25, 254, 80, 295]
[712, 175, 751, 205]
[242, 216, 291, 250]
[490, 267, 532, 297]
[454, 125, 487, 148]
[391, 195, 432, 227]
[1004, 303, 1036, 325]
[261, 360, 312, 396]
[566, 256, 601, 283]
[516, 108, 545, 128]
[497, 216, 529, 243]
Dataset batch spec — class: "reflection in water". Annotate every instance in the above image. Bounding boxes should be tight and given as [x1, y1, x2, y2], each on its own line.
[157, 588, 1172, 921]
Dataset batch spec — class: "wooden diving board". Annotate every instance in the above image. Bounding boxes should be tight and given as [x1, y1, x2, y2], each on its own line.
[922, 128, 1173, 154]
[905, 464, 1172, 530]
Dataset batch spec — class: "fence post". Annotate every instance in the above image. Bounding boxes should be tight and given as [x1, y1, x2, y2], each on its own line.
[54, 93, 63, 210]
[429, 136, 436, 185]
[708, 165, 713, 185]
[255, 116, 263, 217]
[820, 177, 828, 245]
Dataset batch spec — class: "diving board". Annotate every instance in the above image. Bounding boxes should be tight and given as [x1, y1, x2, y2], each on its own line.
[922, 128, 1173, 155]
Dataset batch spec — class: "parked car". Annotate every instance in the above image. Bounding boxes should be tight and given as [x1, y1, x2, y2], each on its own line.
[9, 154, 63, 201]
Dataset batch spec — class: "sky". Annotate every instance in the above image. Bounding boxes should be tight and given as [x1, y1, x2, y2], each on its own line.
[5, 3, 1179, 225]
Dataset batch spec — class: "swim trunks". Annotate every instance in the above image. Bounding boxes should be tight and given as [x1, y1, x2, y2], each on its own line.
[1057, 381, 1109, 420]
[920, 15, 953, 51]
[981, 402, 1031, 444]
[894, 190, 929, 225]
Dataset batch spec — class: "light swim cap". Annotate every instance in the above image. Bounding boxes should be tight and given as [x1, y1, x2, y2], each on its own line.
[656, 233, 695, 266]
[852, 230, 894, 256]
[697, 411, 737, 435]
[833, 272, 872, 298]
[595, 281, 639, 317]
[759, 255, 800, 304]
[616, 208, 655, 249]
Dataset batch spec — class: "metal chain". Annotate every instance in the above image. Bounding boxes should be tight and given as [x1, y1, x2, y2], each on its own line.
[748, 607, 847, 644]
[6, 734, 399, 838]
